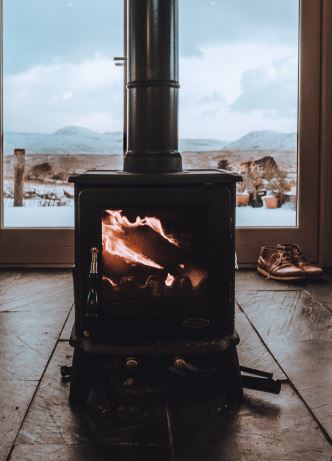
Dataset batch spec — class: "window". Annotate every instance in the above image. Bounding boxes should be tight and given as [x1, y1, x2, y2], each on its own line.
[2, 0, 124, 228]
[179, 0, 299, 227]
[0, 0, 322, 264]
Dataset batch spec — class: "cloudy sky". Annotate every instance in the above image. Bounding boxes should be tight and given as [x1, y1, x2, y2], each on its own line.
[4, 0, 299, 140]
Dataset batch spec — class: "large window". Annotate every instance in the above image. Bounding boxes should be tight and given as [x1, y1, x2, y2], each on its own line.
[179, 0, 299, 227]
[0, 0, 322, 264]
[2, 0, 124, 227]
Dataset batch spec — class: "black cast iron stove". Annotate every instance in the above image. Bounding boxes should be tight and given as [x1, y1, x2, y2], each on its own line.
[69, 0, 243, 404]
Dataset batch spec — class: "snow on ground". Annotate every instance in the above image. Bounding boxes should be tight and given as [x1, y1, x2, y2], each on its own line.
[4, 201, 74, 227]
[236, 205, 296, 227]
[4, 202, 296, 228]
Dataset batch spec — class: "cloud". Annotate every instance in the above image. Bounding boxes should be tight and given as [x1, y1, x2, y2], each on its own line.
[62, 91, 73, 100]
[231, 55, 298, 118]
[179, 44, 298, 139]
[4, 44, 299, 141]
[179, 0, 299, 57]
[4, 55, 124, 133]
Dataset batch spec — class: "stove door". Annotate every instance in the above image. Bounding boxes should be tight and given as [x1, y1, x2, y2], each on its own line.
[77, 184, 235, 341]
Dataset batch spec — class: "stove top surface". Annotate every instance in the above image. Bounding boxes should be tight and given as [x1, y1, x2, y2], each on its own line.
[69, 169, 242, 185]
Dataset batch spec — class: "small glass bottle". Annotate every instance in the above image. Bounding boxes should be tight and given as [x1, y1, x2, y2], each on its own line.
[85, 247, 99, 320]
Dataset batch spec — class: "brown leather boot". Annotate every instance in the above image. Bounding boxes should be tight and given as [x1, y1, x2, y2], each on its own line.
[280, 243, 325, 279]
[257, 245, 306, 281]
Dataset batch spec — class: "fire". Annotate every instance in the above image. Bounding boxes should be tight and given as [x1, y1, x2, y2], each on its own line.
[165, 273, 175, 287]
[102, 209, 207, 291]
[102, 275, 117, 287]
[102, 210, 178, 270]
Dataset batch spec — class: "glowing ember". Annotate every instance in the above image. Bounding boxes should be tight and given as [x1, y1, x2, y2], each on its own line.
[165, 273, 175, 287]
[102, 275, 117, 287]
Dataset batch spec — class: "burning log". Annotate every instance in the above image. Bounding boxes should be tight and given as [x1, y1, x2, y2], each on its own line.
[120, 224, 187, 273]
[102, 209, 208, 293]
[102, 251, 164, 283]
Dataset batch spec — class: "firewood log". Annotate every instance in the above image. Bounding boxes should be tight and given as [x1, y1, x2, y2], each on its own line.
[122, 225, 188, 272]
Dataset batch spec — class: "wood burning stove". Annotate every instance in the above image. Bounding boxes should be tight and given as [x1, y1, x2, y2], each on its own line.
[68, 0, 243, 404]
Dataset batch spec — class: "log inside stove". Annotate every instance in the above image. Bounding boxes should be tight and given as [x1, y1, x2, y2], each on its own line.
[102, 223, 207, 297]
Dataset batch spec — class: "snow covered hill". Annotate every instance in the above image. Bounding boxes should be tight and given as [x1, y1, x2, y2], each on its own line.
[4, 127, 123, 155]
[224, 130, 297, 151]
[4, 126, 296, 156]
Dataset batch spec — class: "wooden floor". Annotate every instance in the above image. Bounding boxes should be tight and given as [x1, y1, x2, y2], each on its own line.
[0, 269, 331, 461]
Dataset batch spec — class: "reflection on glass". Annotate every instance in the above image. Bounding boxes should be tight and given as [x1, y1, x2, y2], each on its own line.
[3, 0, 123, 227]
[179, 0, 299, 227]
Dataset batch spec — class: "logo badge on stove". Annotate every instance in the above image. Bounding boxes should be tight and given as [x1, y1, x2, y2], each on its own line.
[183, 318, 210, 329]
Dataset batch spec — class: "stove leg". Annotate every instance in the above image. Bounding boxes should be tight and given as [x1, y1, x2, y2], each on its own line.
[218, 346, 243, 403]
[69, 348, 97, 405]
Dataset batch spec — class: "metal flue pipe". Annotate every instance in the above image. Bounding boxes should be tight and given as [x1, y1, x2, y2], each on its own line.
[123, 0, 182, 173]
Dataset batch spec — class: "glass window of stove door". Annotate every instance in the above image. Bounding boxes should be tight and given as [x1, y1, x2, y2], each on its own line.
[0, 0, 125, 264]
[101, 207, 209, 300]
[179, 0, 321, 263]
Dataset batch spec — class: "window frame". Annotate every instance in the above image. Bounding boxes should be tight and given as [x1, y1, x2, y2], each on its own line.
[0, 0, 325, 266]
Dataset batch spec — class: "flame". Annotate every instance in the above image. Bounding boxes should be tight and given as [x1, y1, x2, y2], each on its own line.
[165, 273, 175, 287]
[102, 275, 117, 287]
[102, 209, 178, 270]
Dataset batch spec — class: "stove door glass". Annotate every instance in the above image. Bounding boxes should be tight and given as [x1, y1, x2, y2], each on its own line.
[101, 206, 208, 301]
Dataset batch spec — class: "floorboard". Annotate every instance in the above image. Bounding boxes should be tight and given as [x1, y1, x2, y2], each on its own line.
[13, 341, 171, 460]
[236, 277, 332, 440]
[0, 270, 73, 461]
[1, 269, 331, 461]
[59, 306, 74, 341]
[10, 444, 172, 461]
[167, 308, 331, 461]
[11, 308, 332, 461]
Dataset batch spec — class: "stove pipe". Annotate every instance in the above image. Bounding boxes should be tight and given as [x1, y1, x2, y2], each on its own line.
[123, 0, 183, 173]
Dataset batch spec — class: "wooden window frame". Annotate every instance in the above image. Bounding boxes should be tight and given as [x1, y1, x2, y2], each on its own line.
[0, 0, 328, 266]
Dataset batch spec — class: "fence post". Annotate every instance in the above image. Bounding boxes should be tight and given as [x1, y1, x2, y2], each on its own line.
[14, 148, 25, 207]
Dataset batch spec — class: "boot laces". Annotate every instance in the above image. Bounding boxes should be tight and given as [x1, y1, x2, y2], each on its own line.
[276, 247, 292, 266]
[293, 246, 306, 263]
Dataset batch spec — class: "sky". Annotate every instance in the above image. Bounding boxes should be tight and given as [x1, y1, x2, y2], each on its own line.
[3, 0, 299, 140]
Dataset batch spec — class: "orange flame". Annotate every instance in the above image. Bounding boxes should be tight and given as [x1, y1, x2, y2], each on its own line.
[102, 210, 178, 270]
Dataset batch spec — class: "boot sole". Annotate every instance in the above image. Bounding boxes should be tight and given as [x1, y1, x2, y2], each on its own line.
[304, 272, 325, 280]
[257, 266, 305, 281]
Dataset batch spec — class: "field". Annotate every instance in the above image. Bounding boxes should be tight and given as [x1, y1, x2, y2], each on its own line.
[3, 149, 297, 227]
[3, 149, 296, 180]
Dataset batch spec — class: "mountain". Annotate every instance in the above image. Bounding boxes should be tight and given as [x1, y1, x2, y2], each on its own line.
[4, 127, 124, 155]
[54, 126, 100, 137]
[3, 126, 296, 156]
[180, 138, 228, 152]
[224, 130, 296, 151]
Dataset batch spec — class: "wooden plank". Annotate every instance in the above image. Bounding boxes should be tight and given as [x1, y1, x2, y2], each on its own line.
[10, 444, 172, 461]
[59, 306, 74, 341]
[0, 270, 73, 461]
[236, 269, 303, 293]
[236, 289, 332, 440]
[0, 379, 37, 461]
[0, 270, 24, 307]
[236, 309, 286, 381]
[16, 342, 170, 449]
[167, 305, 332, 461]
[304, 271, 332, 312]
